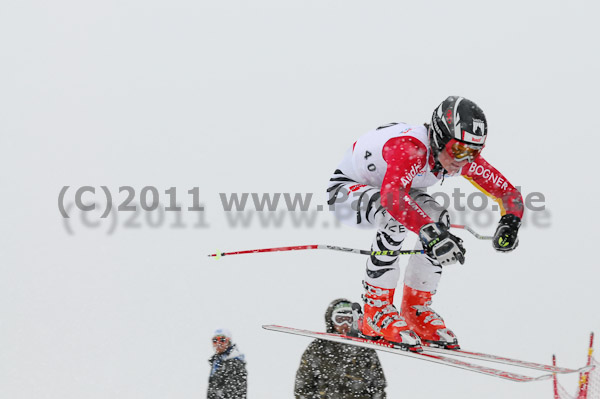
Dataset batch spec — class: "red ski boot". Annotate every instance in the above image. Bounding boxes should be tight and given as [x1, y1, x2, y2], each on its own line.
[400, 285, 460, 349]
[361, 282, 422, 351]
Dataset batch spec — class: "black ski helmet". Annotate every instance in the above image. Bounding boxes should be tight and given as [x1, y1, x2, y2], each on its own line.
[429, 96, 488, 159]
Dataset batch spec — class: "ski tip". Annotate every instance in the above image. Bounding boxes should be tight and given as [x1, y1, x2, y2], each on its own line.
[534, 374, 554, 382]
[207, 251, 222, 260]
[262, 325, 278, 331]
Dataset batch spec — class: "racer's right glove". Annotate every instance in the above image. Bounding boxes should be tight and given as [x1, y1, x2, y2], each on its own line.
[419, 222, 466, 266]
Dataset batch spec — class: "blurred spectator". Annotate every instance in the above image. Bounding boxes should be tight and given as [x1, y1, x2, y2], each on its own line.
[294, 299, 387, 399]
[207, 328, 247, 399]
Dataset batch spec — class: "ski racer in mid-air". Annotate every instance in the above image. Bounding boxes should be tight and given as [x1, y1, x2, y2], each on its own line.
[327, 96, 523, 351]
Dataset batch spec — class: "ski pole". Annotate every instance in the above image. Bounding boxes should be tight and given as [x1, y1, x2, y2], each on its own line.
[207, 245, 425, 259]
[207, 225, 492, 258]
[450, 224, 493, 240]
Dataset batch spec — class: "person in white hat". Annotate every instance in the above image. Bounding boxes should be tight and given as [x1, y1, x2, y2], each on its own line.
[207, 329, 247, 399]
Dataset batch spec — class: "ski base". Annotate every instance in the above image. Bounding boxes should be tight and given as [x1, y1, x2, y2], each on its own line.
[263, 324, 568, 383]
[422, 346, 594, 374]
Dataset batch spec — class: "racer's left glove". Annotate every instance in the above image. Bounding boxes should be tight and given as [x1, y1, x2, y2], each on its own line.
[493, 214, 521, 252]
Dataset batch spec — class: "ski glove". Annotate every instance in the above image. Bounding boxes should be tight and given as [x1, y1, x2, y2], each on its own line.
[493, 214, 521, 252]
[419, 222, 466, 266]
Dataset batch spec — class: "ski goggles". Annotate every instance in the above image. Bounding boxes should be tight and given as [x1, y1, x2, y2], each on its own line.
[331, 309, 353, 326]
[445, 139, 483, 162]
[212, 336, 229, 343]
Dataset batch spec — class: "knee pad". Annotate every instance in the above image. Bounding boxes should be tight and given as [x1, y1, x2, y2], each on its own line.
[375, 209, 406, 243]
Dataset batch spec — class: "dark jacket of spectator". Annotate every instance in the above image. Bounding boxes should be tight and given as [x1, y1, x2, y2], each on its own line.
[208, 344, 247, 399]
[294, 298, 387, 399]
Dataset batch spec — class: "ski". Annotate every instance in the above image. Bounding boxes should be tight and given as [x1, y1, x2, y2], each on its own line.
[421, 347, 594, 374]
[263, 324, 552, 383]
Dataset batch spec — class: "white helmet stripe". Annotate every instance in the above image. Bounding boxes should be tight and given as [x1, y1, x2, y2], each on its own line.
[437, 103, 449, 134]
[453, 96, 464, 140]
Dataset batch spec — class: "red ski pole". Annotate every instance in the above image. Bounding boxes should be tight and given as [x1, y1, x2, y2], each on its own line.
[207, 244, 425, 259]
[208, 225, 492, 259]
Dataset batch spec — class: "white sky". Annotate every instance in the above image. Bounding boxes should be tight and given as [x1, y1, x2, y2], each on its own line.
[1, 0, 599, 398]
